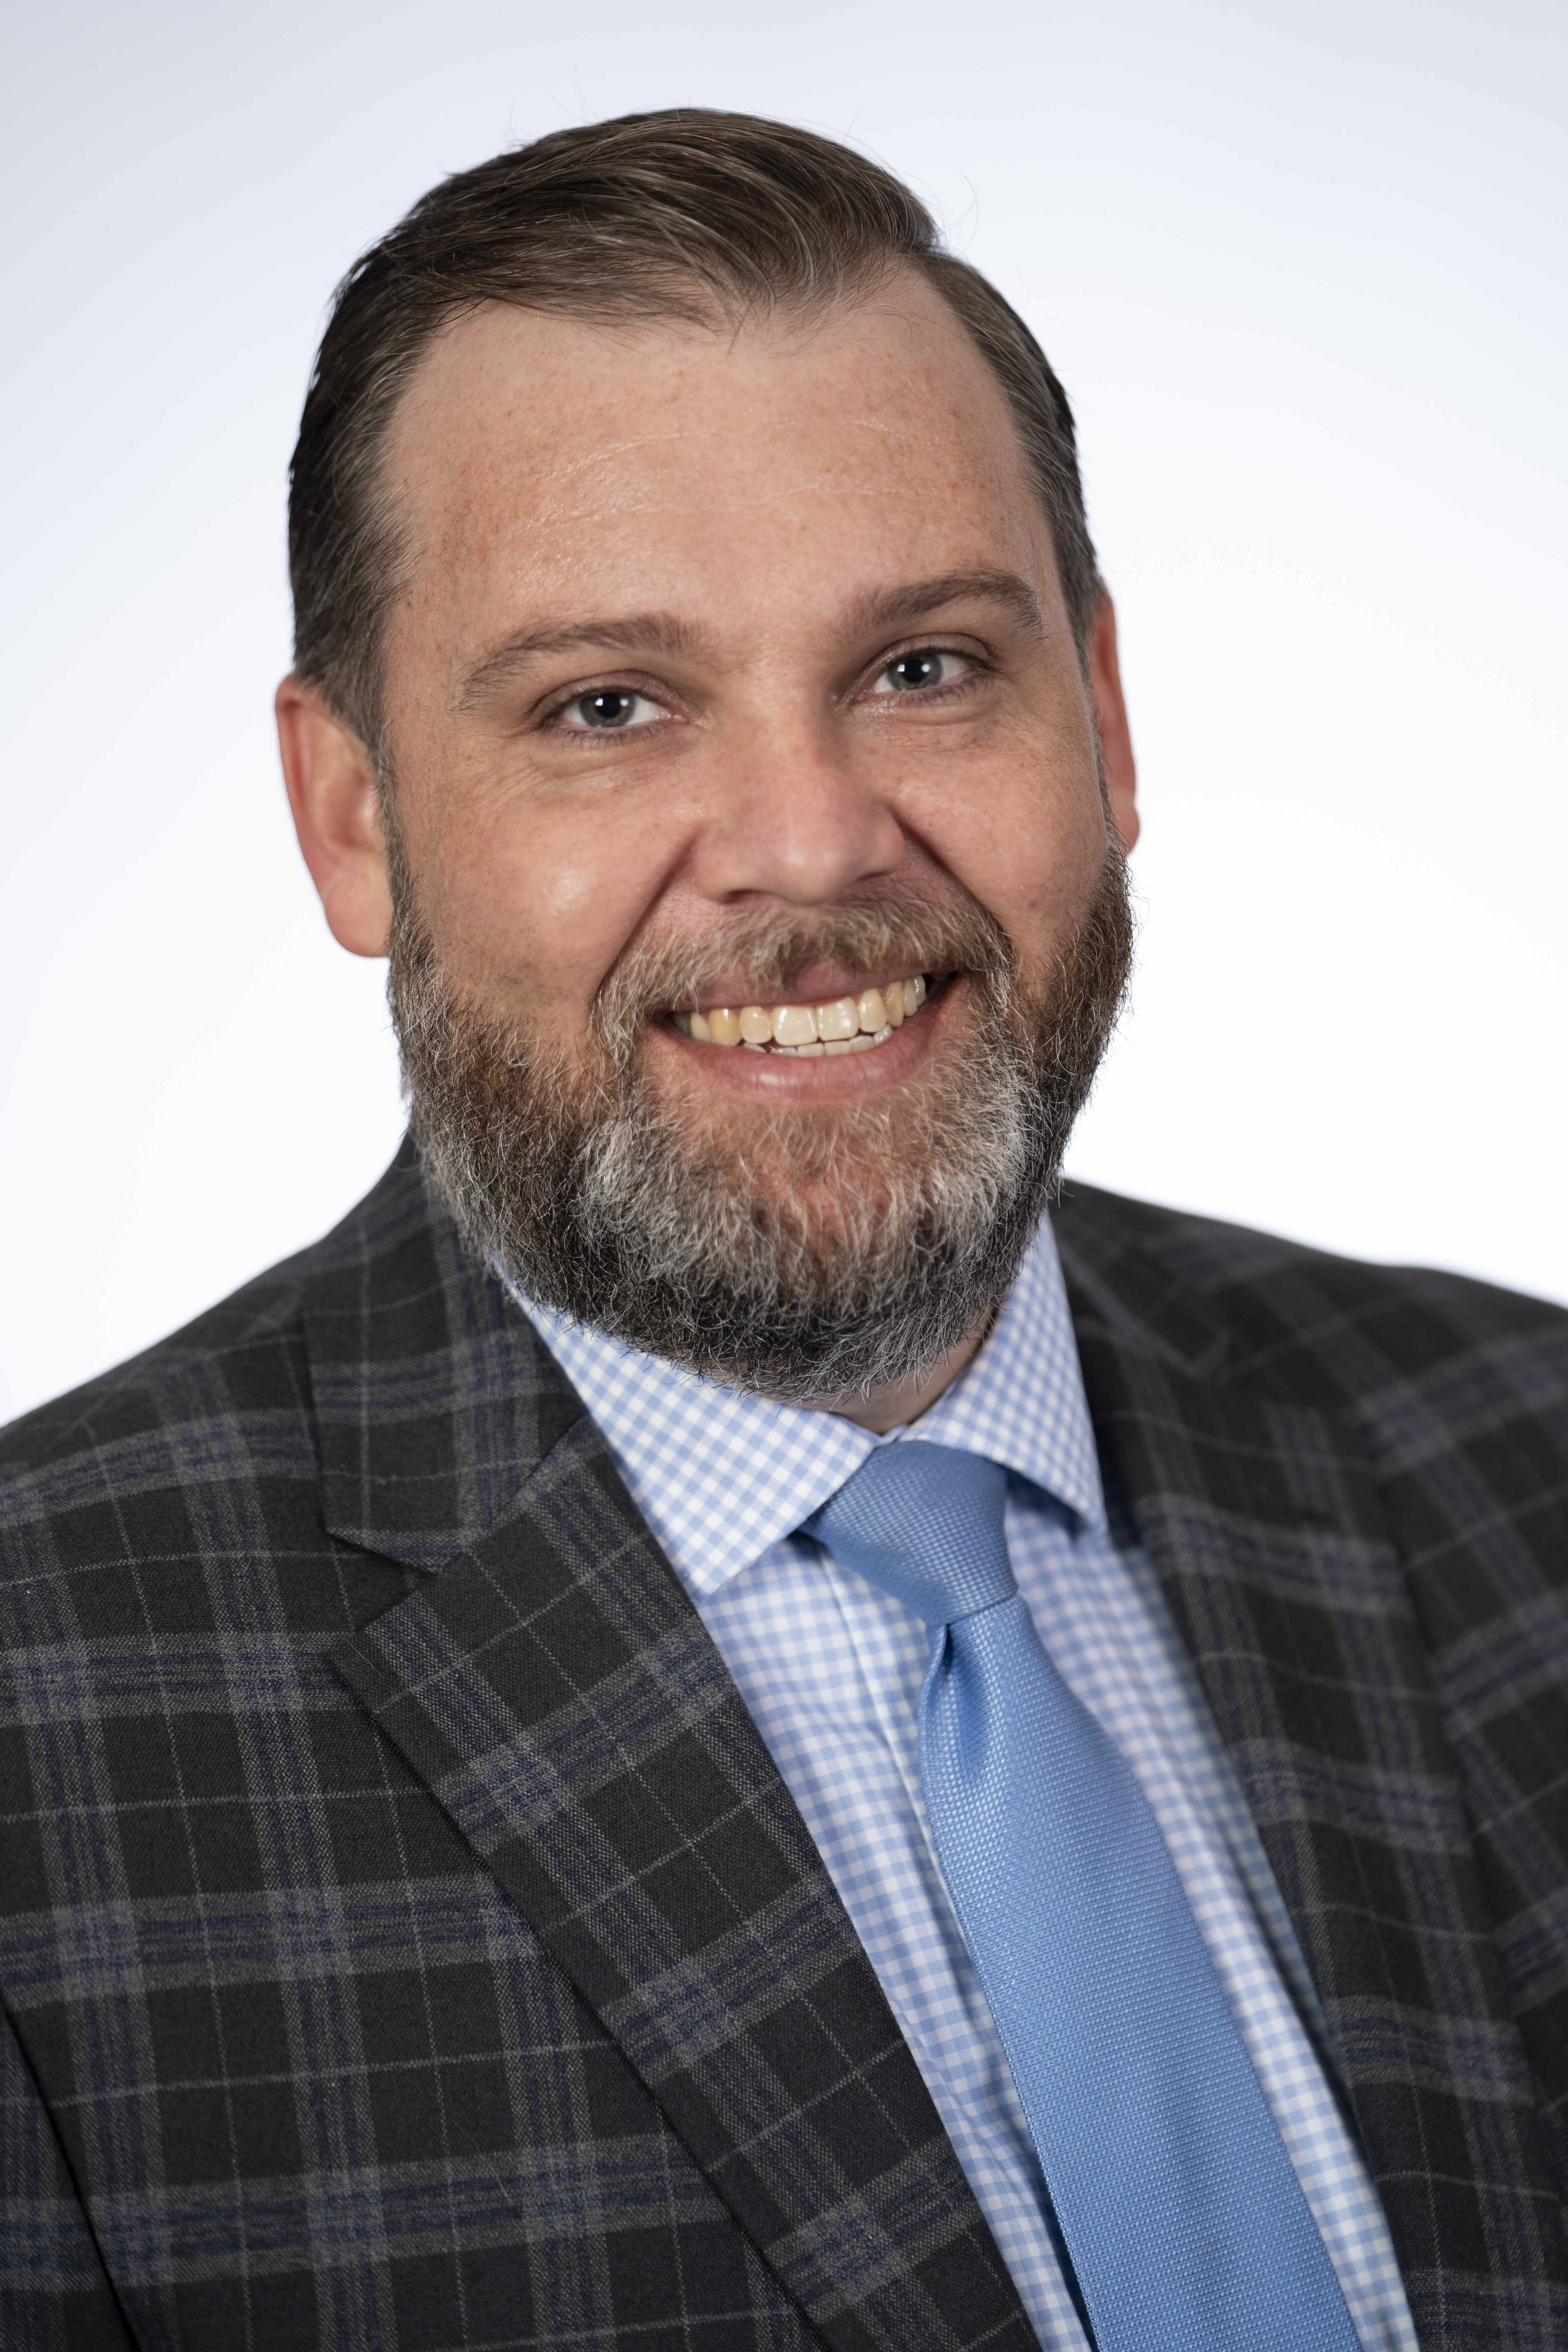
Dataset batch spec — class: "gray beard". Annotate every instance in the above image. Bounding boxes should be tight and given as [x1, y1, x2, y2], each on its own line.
[388, 849, 1133, 1404]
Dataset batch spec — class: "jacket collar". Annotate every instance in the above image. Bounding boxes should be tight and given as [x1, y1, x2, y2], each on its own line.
[299, 1140, 583, 1568]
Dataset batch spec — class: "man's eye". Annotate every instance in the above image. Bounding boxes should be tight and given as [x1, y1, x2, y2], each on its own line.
[874, 649, 970, 695]
[556, 689, 663, 731]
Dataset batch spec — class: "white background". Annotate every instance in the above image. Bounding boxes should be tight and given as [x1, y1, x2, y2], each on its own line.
[4, 0, 1564, 1427]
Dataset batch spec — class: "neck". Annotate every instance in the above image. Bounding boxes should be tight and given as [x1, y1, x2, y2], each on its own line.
[798, 1316, 993, 1435]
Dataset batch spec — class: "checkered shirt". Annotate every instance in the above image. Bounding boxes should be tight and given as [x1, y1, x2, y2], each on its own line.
[519, 1223, 1419, 2351]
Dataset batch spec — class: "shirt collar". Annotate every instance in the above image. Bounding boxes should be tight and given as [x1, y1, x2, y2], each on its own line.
[512, 1216, 1105, 1599]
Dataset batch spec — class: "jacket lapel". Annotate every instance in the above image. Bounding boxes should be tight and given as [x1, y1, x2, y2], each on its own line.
[1057, 1191, 1568, 2350]
[307, 1151, 1034, 2352]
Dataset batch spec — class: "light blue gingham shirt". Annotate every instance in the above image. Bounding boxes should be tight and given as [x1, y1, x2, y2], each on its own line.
[516, 1222, 1417, 2350]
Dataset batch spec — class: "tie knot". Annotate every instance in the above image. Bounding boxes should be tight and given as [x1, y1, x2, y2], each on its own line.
[804, 1442, 1015, 1626]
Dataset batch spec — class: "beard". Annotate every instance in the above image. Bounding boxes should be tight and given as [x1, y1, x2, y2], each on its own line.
[387, 835, 1133, 1405]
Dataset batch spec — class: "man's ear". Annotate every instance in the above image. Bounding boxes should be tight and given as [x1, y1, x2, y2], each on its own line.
[1085, 590, 1138, 853]
[276, 678, 393, 956]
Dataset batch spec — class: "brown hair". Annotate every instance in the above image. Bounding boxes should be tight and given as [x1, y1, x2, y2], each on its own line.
[287, 109, 1099, 755]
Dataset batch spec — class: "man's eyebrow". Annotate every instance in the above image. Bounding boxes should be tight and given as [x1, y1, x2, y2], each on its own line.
[456, 571, 1042, 710]
[457, 612, 712, 708]
[849, 570, 1043, 640]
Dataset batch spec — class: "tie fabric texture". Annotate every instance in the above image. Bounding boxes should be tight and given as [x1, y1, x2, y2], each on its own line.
[805, 1441, 1361, 2352]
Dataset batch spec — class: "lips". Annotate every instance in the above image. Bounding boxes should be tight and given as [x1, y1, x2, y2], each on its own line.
[669, 974, 929, 1056]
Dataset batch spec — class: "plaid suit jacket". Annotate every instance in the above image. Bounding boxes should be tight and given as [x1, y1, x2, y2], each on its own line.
[2, 1143, 1566, 2350]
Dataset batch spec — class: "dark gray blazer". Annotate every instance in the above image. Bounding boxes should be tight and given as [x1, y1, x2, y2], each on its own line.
[3, 1141, 1566, 2350]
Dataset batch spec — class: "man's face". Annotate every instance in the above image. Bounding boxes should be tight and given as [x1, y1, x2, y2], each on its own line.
[383, 274, 1114, 1088]
[294, 273, 1133, 1401]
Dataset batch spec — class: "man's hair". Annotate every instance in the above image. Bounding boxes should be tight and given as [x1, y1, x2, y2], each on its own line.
[287, 109, 1099, 754]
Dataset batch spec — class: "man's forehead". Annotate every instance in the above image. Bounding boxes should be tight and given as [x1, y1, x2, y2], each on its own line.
[387, 279, 1031, 528]
[375, 281, 1062, 696]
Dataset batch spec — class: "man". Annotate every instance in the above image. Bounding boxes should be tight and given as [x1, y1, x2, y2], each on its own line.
[2, 109, 1565, 2352]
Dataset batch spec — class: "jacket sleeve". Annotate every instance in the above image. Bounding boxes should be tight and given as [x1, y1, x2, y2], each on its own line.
[0, 2000, 136, 2350]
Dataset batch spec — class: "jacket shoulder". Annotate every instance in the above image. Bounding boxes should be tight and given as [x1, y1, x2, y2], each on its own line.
[1053, 1178, 1568, 1399]
[0, 1146, 426, 1493]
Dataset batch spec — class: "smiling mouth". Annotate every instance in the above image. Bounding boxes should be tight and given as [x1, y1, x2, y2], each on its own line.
[668, 974, 931, 1057]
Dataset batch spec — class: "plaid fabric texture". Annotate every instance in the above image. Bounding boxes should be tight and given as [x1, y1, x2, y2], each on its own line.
[1, 1139, 1565, 2349]
[0, 1144, 1029, 2352]
[1053, 1179, 1568, 2351]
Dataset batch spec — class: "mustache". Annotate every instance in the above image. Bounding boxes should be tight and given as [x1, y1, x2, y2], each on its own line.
[590, 891, 1018, 1070]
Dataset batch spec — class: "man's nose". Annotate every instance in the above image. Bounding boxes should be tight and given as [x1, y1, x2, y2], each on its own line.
[690, 729, 907, 907]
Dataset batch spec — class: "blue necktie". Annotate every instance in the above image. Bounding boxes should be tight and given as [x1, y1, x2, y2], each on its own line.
[805, 1441, 1361, 2352]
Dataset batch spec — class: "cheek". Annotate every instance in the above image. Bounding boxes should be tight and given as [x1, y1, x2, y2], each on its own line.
[904, 739, 1109, 977]
[422, 797, 674, 1027]
[538, 849, 609, 928]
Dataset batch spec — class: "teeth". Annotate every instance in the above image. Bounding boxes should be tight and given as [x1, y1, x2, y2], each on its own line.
[771, 1002, 818, 1047]
[672, 979, 929, 1054]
